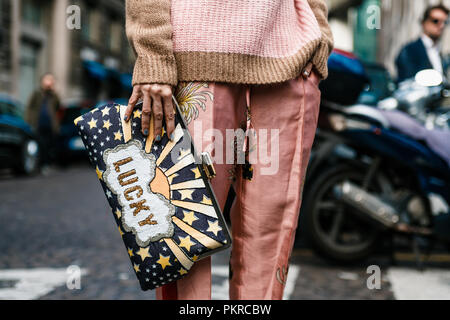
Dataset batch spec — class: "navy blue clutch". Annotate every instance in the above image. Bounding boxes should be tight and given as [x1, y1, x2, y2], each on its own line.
[74, 97, 231, 290]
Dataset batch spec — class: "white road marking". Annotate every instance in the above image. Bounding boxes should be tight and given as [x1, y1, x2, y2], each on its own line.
[387, 268, 450, 300]
[211, 265, 301, 300]
[337, 272, 359, 281]
[211, 266, 229, 300]
[0, 268, 88, 300]
[283, 265, 301, 300]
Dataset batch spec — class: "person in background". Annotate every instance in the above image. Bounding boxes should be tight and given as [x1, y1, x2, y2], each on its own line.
[25, 73, 62, 171]
[396, 4, 449, 83]
[124, 0, 333, 300]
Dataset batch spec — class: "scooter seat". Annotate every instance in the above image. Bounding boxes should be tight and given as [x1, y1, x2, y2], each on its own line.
[342, 104, 391, 129]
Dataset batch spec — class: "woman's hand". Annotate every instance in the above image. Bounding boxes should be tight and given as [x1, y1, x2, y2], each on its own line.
[124, 84, 175, 142]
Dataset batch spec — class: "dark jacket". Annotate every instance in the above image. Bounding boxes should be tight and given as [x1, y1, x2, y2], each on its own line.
[395, 38, 448, 83]
[25, 89, 61, 134]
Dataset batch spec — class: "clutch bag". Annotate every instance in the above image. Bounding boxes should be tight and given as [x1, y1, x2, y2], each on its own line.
[74, 97, 231, 290]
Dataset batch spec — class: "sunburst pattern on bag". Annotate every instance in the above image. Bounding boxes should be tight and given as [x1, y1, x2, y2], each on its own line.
[74, 101, 231, 290]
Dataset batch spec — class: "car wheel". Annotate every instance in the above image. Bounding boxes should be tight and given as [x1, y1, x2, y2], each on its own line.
[16, 139, 40, 175]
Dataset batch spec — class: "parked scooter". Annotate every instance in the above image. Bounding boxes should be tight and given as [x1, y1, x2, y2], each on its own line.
[299, 52, 450, 264]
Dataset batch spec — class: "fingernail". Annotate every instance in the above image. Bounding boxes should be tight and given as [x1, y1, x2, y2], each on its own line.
[170, 133, 175, 141]
[143, 129, 149, 136]
[124, 115, 128, 121]
[156, 135, 161, 142]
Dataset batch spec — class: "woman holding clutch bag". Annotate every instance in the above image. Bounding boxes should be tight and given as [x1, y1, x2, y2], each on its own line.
[124, 0, 333, 300]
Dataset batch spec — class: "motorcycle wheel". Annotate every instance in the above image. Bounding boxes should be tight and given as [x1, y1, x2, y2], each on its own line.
[302, 163, 393, 264]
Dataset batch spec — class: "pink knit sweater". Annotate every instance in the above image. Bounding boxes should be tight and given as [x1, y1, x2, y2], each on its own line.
[126, 0, 334, 86]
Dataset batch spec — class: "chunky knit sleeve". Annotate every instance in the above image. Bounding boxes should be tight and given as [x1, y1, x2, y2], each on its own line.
[307, 0, 334, 79]
[126, 0, 177, 86]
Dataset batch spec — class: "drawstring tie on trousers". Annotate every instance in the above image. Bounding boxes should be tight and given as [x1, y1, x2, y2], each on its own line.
[242, 86, 256, 181]
[243, 86, 256, 153]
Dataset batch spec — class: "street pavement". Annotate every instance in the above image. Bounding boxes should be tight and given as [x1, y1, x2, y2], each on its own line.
[0, 163, 449, 300]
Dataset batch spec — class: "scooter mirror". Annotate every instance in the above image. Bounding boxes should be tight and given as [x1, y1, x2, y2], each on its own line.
[415, 69, 444, 87]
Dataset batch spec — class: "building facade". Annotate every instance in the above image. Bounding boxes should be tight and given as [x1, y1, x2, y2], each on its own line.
[2, 0, 449, 107]
[0, 0, 134, 108]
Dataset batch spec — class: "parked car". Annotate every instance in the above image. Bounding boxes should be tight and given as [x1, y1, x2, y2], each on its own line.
[56, 98, 96, 164]
[92, 98, 128, 110]
[0, 94, 40, 175]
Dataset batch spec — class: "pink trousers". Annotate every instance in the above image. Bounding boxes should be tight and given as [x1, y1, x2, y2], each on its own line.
[156, 72, 321, 300]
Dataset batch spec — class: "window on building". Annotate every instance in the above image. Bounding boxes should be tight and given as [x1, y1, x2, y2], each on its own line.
[0, 0, 4, 47]
[19, 41, 39, 104]
[353, 0, 380, 63]
[81, 8, 91, 41]
[88, 9, 101, 43]
[110, 21, 122, 53]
